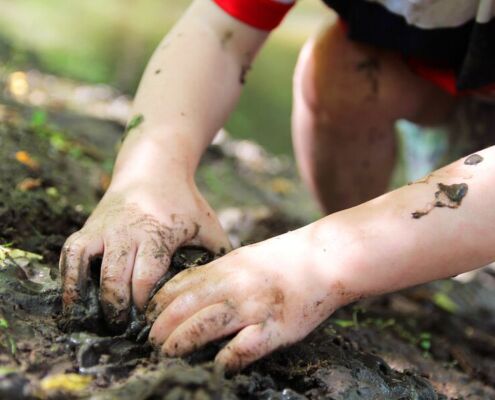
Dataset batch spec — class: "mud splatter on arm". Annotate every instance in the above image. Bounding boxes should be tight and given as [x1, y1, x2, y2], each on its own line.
[412, 183, 469, 219]
[464, 153, 483, 165]
[356, 57, 380, 99]
[304, 146, 495, 324]
[240, 64, 251, 85]
[410, 153, 488, 219]
[220, 30, 234, 48]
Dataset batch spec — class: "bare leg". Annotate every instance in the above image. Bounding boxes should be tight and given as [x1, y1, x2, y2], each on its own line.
[292, 21, 456, 214]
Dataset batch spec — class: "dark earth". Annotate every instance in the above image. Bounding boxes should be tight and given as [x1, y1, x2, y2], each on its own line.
[0, 72, 495, 399]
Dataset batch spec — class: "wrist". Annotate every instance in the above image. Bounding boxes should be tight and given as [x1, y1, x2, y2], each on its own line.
[304, 211, 372, 308]
[110, 131, 197, 191]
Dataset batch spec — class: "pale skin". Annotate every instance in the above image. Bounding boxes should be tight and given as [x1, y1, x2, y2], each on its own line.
[60, 0, 495, 369]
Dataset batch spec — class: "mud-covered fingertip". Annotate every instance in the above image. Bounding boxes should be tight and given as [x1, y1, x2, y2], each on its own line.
[214, 346, 243, 374]
[162, 340, 180, 357]
[148, 335, 167, 356]
[60, 282, 82, 310]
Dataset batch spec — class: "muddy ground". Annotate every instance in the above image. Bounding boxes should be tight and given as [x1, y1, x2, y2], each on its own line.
[0, 73, 495, 400]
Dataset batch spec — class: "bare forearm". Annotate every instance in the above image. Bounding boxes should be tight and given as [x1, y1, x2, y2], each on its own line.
[112, 0, 268, 187]
[309, 147, 495, 301]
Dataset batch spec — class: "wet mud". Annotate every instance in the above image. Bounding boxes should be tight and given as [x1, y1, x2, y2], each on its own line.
[59, 247, 213, 339]
[464, 154, 483, 165]
[0, 102, 494, 399]
[356, 57, 380, 99]
[240, 65, 251, 85]
[412, 183, 468, 219]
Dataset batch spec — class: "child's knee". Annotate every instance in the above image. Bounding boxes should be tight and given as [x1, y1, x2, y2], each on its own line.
[294, 21, 383, 131]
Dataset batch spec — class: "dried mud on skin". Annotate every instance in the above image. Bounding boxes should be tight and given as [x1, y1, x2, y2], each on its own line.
[1, 119, 495, 400]
[412, 183, 468, 219]
[464, 154, 484, 166]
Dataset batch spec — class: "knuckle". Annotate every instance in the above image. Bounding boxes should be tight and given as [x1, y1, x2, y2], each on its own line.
[63, 240, 85, 259]
[64, 230, 86, 248]
[232, 270, 254, 292]
[164, 303, 184, 323]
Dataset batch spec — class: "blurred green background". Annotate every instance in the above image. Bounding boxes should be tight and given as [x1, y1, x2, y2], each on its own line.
[0, 0, 330, 155]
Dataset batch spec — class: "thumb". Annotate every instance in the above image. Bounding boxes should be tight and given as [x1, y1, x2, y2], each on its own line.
[188, 213, 232, 257]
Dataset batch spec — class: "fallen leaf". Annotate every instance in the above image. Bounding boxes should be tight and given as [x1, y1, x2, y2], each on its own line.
[17, 178, 42, 191]
[15, 151, 40, 171]
[269, 177, 294, 195]
[40, 373, 92, 393]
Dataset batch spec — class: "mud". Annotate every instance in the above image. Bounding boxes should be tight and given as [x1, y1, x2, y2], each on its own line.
[221, 31, 234, 49]
[412, 183, 468, 219]
[240, 65, 251, 85]
[59, 247, 214, 338]
[436, 183, 468, 205]
[356, 57, 380, 98]
[0, 123, 90, 265]
[1, 93, 494, 399]
[464, 154, 484, 165]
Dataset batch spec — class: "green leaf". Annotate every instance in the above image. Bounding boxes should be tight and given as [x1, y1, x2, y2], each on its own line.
[126, 114, 144, 133]
[420, 340, 431, 350]
[334, 319, 355, 328]
[433, 292, 457, 314]
[68, 147, 83, 159]
[8, 337, 16, 355]
[0, 367, 17, 377]
[30, 110, 48, 127]
[0, 318, 9, 329]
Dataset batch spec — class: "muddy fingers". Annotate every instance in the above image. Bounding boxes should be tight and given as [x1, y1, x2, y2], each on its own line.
[60, 234, 104, 307]
[145, 265, 212, 322]
[132, 241, 173, 311]
[132, 219, 201, 310]
[162, 301, 249, 356]
[58, 233, 105, 333]
[215, 322, 282, 371]
[99, 240, 137, 330]
[58, 185, 232, 336]
[148, 281, 228, 345]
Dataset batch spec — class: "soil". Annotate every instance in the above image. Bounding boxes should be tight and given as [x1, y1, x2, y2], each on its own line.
[1, 77, 494, 400]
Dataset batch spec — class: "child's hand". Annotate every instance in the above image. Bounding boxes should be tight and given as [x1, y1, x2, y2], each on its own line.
[145, 228, 350, 371]
[60, 180, 230, 328]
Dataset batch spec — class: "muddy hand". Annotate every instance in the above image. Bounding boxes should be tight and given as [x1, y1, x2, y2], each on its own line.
[59, 182, 231, 330]
[146, 229, 348, 371]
